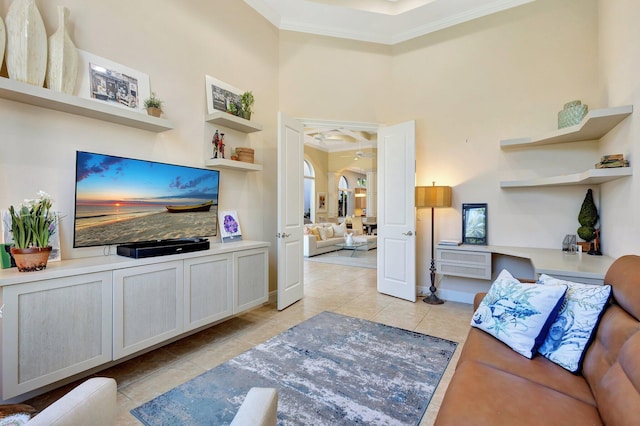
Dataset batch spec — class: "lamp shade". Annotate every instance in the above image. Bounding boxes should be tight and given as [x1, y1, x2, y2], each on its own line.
[415, 185, 452, 208]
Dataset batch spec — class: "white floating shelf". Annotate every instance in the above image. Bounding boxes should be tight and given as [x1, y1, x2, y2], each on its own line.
[205, 111, 262, 133]
[500, 105, 633, 149]
[0, 77, 174, 132]
[205, 158, 262, 171]
[500, 167, 632, 188]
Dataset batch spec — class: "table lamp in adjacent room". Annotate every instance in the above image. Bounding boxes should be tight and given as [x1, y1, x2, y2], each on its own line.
[415, 182, 452, 304]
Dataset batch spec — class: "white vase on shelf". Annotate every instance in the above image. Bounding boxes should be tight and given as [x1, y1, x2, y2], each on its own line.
[5, 0, 47, 87]
[46, 6, 79, 94]
[0, 16, 6, 71]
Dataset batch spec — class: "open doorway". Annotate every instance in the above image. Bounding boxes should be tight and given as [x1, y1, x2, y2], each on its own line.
[301, 119, 379, 269]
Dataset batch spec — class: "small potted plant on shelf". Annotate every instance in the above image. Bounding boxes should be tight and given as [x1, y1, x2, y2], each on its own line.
[144, 92, 163, 117]
[240, 91, 255, 120]
[227, 101, 238, 116]
[8, 191, 57, 272]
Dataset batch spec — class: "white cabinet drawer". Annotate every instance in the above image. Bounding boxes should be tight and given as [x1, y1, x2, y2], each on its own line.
[437, 249, 492, 280]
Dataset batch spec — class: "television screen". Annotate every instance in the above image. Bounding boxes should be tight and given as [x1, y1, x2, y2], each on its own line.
[73, 151, 220, 248]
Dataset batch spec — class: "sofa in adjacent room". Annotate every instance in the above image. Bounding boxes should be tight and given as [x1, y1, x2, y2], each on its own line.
[435, 255, 640, 425]
[303, 222, 377, 257]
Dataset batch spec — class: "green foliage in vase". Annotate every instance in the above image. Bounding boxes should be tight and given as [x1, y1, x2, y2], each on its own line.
[8, 191, 56, 248]
[227, 102, 238, 115]
[577, 189, 598, 242]
[144, 92, 163, 110]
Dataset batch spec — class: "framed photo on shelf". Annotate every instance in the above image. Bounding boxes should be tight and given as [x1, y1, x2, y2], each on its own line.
[76, 50, 151, 113]
[462, 203, 487, 245]
[317, 192, 327, 212]
[219, 210, 243, 243]
[205, 75, 242, 114]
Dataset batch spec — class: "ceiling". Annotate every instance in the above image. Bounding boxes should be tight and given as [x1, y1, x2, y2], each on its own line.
[304, 128, 376, 153]
[244, 0, 535, 45]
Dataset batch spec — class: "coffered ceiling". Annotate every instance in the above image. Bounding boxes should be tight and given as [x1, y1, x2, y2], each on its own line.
[244, 0, 535, 45]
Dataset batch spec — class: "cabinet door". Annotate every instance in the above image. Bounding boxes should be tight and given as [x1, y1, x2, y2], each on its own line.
[436, 249, 492, 280]
[2, 272, 112, 399]
[184, 254, 233, 332]
[234, 248, 269, 314]
[113, 261, 183, 359]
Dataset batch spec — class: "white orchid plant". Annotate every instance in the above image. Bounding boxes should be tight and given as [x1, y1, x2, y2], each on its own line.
[8, 191, 57, 249]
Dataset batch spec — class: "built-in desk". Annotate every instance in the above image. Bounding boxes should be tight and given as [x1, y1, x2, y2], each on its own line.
[435, 245, 615, 304]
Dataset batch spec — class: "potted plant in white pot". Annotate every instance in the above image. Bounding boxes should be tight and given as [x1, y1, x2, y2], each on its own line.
[144, 92, 163, 117]
[8, 191, 57, 271]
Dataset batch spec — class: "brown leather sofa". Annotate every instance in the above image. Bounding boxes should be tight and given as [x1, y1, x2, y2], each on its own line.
[435, 255, 640, 425]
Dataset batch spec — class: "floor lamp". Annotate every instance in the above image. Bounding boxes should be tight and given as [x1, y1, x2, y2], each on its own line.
[416, 183, 452, 305]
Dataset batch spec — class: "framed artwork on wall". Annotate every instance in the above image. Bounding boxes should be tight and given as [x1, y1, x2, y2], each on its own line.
[205, 75, 242, 114]
[76, 50, 150, 113]
[317, 192, 327, 212]
[462, 203, 488, 245]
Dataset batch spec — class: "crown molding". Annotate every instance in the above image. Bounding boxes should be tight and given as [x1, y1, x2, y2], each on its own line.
[245, 0, 535, 45]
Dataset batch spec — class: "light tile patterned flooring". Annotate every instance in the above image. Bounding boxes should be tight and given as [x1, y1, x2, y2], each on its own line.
[26, 260, 474, 425]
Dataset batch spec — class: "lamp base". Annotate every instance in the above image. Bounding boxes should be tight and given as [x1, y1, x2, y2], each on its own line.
[423, 293, 444, 305]
[424, 257, 445, 305]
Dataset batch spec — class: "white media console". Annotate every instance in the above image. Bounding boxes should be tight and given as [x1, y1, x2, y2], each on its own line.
[0, 240, 269, 403]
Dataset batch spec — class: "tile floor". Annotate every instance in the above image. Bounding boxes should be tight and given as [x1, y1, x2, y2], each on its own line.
[26, 260, 474, 425]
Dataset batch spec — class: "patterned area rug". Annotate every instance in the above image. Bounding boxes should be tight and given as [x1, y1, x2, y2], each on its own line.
[131, 311, 457, 425]
[305, 248, 377, 269]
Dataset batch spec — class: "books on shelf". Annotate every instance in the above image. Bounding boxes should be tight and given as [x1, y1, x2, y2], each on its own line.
[438, 240, 462, 246]
[596, 154, 629, 169]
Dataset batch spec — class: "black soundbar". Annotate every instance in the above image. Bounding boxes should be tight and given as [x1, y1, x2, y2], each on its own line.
[116, 238, 210, 259]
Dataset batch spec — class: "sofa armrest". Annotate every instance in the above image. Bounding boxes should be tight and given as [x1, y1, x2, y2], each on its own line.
[473, 292, 487, 311]
[27, 378, 116, 426]
[231, 387, 278, 426]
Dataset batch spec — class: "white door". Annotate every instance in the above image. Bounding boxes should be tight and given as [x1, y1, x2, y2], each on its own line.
[277, 112, 305, 310]
[377, 121, 417, 302]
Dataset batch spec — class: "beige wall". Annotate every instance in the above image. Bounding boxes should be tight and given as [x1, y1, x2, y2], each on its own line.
[391, 0, 602, 290]
[0, 0, 280, 288]
[304, 145, 328, 219]
[279, 31, 392, 122]
[598, 0, 640, 258]
[279, 0, 614, 292]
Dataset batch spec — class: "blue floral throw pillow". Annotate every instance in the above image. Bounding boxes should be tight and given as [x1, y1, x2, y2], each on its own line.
[537, 274, 612, 373]
[471, 269, 567, 358]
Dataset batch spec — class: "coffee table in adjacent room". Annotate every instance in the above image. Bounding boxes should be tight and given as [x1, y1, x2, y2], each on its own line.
[335, 242, 369, 257]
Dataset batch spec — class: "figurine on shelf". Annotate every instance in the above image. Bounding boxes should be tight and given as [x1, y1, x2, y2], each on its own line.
[219, 133, 225, 159]
[211, 130, 220, 158]
[589, 228, 602, 256]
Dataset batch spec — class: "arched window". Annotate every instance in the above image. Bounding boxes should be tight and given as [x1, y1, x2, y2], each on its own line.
[338, 175, 349, 217]
[303, 160, 315, 223]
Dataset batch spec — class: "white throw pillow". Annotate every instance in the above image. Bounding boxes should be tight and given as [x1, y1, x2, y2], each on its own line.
[324, 225, 334, 238]
[332, 222, 347, 236]
[471, 269, 567, 359]
[537, 274, 611, 372]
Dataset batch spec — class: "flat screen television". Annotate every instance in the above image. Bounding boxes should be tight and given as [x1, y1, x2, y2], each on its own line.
[73, 151, 220, 248]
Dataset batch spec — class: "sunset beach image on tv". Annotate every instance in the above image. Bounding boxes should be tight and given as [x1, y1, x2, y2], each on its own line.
[73, 151, 220, 248]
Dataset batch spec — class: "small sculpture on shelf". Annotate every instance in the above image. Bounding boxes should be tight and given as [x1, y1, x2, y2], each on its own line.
[211, 130, 220, 158]
[219, 133, 225, 159]
[211, 130, 225, 159]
